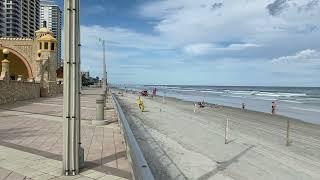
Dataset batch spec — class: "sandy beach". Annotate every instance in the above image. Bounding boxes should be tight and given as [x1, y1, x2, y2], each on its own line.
[115, 89, 320, 180]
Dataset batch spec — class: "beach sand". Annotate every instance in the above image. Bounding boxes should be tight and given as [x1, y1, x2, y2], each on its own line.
[115, 90, 320, 180]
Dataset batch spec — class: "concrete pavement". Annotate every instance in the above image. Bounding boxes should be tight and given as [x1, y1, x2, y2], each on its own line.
[0, 88, 132, 180]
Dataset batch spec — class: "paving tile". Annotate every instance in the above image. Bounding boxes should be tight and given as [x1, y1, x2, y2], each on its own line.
[47, 168, 63, 177]
[84, 171, 107, 179]
[0, 89, 132, 180]
[0, 167, 12, 180]
[74, 176, 95, 180]
[117, 157, 130, 171]
[50, 175, 82, 180]
[32, 173, 57, 180]
[5, 172, 29, 180]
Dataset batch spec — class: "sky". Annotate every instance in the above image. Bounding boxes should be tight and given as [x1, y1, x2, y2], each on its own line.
[55, 0, 320, 86]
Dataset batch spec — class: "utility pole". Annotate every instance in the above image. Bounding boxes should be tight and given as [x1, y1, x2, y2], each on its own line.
[63, 0, 83, 175]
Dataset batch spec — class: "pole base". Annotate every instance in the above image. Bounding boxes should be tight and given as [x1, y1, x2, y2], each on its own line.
[92, 120, 108, 126]
[79, 147, 85, 168]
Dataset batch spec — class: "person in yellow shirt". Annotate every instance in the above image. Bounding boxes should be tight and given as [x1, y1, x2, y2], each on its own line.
[137, 96, 145, 112]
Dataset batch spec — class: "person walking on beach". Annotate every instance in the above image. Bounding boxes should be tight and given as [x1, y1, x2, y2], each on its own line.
[242, 103, 246, 110]
[152, 87, 157, 98]
[137, 96, 145, 112]
[271, 101, 276, 114]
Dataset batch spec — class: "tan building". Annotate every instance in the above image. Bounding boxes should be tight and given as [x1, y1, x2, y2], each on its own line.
[0, 24, 60, 96]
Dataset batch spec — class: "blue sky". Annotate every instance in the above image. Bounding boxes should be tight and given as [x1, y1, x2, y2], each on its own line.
[56, 0, 320, 86]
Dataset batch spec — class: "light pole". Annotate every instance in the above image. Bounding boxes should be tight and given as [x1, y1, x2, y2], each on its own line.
[63, 0, 83, 175]
[99, 39, 107, 94]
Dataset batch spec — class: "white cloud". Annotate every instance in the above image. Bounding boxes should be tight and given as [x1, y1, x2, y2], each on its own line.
[80, 25, 168, 50]
[228, 43, 261, 50]
[183, 43, 260, 56]
[75, 0, 320, 85]
[183, 43, 216, 56]
[271, 49, 320, 63]
[79, 25, 175, 77]
[140, 0, 320, 55]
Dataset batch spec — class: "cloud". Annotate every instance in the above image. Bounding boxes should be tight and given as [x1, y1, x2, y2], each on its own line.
[139, 0, 320, 56]
[183, 43, 261, 56]
[266, 0, 290, 16]
[80, 25, 170, 50]
[271, 49, 320, 63]
[76, 0, 320, 86]
[183, 43, 216, 56]
[79, 25, 178, 78]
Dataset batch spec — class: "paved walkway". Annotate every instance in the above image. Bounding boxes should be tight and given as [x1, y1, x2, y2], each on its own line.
[0, 88, 132, 180]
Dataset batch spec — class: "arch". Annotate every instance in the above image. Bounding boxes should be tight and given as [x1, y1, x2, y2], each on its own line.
[0, 46, 33, 78]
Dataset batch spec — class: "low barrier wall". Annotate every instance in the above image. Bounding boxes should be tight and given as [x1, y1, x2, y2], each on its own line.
[112, 93, 155, 180]
[0, 80, 40, 105]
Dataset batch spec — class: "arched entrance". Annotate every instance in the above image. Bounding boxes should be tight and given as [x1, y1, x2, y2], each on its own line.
[0, 47, 33, 80]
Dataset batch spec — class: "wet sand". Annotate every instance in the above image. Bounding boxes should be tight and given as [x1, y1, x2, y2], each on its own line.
[115, 90, 320, 180]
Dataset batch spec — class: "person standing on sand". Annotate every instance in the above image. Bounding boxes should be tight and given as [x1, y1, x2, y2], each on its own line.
[137, 97, 145, 112]
[194, 102, 199, 112]
[242, 103, 246, 110]
[152, 87, 157, 98]
[271, 101, 276, 114]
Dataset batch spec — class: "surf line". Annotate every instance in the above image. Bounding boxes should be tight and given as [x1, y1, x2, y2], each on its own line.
[289, 107, 320, 113]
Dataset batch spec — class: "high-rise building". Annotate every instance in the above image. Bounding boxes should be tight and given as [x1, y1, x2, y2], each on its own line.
[0, 0, 40, 38]
[40, 0, 62, 67]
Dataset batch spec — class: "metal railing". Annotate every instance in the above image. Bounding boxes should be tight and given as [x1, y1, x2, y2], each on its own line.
[112, 93, 155, 180]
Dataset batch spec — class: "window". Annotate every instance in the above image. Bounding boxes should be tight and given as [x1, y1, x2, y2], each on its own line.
[51, 43, 54, 50]
[39, 42, 42, 49]
[44, 42, 48, 49]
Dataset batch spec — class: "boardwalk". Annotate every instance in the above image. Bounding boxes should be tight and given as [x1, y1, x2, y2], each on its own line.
[0, 88, 131, 180]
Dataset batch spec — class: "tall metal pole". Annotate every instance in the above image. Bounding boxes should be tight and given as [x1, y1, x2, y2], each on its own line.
[63, 0, 82, 175]
[102, 39, 107, 93]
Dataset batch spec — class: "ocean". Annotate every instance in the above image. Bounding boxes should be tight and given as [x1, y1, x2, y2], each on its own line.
[116, 85, 320, 124]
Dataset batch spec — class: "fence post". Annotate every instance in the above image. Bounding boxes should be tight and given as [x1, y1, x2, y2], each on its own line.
[286, 119, 291, 146]
[162, 93, 165, 104]
[225, 117, 229, 144]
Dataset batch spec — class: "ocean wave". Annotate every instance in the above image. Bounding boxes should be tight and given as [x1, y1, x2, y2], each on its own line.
[200, 90, 224, 94]
[165, 86, 181, 90]
[289, 107, 320, 113]
[176, 89, 196, 92]
[298, 97, 320, 101]
[255, 92, 307, 97]
[221, 95, 244, 98]
[249, 97, 278, 101]
[224, 90, 259, 95]
[280, 100, 302, 104]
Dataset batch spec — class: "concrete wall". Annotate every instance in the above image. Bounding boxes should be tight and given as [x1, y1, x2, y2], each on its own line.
[0, 80, 40, 105]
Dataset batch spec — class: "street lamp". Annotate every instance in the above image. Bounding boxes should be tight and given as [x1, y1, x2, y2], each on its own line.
[99, 38, 107, 94]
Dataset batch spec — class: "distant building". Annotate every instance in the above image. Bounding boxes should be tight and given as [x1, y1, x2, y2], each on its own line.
[40, 0, 62, 67]
[0, 0, 40, 38]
